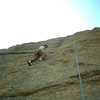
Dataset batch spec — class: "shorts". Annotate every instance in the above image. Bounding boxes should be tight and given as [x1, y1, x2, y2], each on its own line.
[35, 49, 43, 57]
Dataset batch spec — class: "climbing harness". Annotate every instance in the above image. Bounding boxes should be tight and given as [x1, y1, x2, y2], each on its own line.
[73, 35, 85, 100]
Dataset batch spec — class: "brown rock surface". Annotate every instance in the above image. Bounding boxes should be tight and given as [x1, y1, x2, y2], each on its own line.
[0, 27, 100, 100]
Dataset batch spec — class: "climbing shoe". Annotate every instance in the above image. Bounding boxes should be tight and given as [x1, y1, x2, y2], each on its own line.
[27, 61, 32, 66]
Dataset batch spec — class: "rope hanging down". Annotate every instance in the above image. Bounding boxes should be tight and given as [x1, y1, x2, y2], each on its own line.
[73, 35, 85, 100]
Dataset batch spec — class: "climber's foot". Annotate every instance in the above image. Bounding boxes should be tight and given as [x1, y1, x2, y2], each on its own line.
[27, 61, 32, 66]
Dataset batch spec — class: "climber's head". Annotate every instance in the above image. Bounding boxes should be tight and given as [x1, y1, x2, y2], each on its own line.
[43, 45, 48, 49]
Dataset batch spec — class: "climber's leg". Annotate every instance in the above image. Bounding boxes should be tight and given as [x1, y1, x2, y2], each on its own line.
[39, 53, 48, 60]
[28, 55, 39, 66]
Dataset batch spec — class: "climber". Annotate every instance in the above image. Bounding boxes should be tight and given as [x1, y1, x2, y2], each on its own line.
[27, 44, 48, 66]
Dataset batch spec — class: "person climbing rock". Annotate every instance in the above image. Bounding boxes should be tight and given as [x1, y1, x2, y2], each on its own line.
[27, 44, 48, 66]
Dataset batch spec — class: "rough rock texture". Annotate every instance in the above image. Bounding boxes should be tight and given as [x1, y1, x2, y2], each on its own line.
[0, 27, 100, 100]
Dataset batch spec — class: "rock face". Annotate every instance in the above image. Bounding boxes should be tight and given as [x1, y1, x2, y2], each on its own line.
[0, 27, 100, 100]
